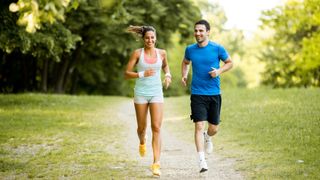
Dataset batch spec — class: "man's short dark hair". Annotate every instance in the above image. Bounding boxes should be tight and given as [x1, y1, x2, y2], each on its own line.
[195, 20, 210, 31]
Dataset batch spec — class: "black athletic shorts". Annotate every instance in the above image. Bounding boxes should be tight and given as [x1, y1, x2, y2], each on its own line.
[190, 94, 222, 125]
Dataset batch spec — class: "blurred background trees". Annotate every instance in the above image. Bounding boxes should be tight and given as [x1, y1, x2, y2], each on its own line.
[0, 0, 319, 95]
[259, 0, 320, 88]
[0, 0, 201, 95]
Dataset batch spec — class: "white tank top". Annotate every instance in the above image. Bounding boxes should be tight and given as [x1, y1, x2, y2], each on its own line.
[134, 48, 163, 96]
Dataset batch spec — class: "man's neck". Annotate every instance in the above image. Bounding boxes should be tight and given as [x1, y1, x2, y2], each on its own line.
[198, 39, 209, 47]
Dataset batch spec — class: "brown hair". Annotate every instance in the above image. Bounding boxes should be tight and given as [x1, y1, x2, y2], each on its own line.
[127, 25, 156, 38]
[195, 20, 211, 31]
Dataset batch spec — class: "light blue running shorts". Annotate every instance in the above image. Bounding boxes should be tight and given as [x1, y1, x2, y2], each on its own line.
[134, 95, 164, 104]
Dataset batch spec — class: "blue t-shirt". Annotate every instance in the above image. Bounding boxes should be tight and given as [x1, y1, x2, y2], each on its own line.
[184, 41, 229, 95]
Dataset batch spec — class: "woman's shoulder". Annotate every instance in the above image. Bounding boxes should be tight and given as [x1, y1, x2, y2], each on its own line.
[132, 48, 143, 56]
[156, 48, 167, 56]
[133, 48, 143, 53]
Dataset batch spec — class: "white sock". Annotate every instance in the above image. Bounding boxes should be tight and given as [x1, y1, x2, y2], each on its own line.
[198, 151, 205, 161]
[204, 131, 211, 140]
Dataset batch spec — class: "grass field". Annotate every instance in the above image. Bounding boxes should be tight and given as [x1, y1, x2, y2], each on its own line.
[0, 88, 319, 179]
[164, 88, 320, 179]
[0, 94, 136, 179]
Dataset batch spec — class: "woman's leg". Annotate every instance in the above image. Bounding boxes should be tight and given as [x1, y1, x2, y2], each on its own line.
[134, 103, 148, 145]
[149, 103, 163, 163]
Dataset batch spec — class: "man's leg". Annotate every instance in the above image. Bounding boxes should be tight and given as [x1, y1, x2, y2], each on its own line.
[195, 121, 205, 152]
[195, 121, 208, 172]
[207, 123, 218, 136]
[204, 123, 218, 154]
[205, 95, 221, 153]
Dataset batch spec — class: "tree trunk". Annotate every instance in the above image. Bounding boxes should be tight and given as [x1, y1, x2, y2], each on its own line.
[66, 46, 81, 94]
[41, 59, 48, 92]
[70, 69, 79, 94]
[63, 58, 76, 90]
[55, 57, 70, 94]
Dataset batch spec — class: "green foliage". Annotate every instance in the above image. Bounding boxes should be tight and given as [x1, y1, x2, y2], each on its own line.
[0, 1, 81, 60]
[0, 3, 81, 93]
[221, 67, 247, 89]
[0, 0, 247, 94]
[259, 0, 320, 87]
[0, 0, 202, 95]
[165, 34, 191, 96]
[8, 0, 79, 33]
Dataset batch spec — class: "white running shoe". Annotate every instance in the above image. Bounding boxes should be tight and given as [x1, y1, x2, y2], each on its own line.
[204, 131, 213, 154]
[199, 159, 208, 173]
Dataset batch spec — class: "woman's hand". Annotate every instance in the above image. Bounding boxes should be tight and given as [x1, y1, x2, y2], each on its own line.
[163, 74, 171, 89]
[144, 68, 156, 77]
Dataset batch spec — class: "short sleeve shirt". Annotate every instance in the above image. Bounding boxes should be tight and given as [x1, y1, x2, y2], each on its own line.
[184, 41, 229, 95]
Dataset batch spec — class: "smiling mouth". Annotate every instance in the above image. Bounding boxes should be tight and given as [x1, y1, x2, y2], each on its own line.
[196, 38, 204, 43]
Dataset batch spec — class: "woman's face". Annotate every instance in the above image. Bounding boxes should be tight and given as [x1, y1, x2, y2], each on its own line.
[143, 31, 156, 48]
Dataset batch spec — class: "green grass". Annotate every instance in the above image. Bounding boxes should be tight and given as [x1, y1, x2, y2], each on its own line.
[0, 94, 136, 179]
[164, 88, 320, 180]
[1, 89, 319, 179]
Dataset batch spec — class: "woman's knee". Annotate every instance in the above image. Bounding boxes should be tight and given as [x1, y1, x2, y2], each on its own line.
[151, 124, 161, 134]
[137, 127, 146, 134]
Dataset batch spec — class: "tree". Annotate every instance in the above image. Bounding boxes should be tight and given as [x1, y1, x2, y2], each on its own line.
[259, 0, 320, 87]
[8, 0, 80, 33]
[0, 0, 202, 94]
[0, 0, 81, 93]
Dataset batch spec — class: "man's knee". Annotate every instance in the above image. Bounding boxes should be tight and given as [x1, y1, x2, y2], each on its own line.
[207, 125, 218, 136]
[195, 122, 205, 132]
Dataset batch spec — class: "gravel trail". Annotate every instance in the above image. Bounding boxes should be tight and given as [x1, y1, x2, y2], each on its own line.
[117, 100, 244, 180]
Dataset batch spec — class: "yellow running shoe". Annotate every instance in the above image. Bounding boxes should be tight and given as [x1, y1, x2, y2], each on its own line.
[151, 163, 161, 176]
[139, 144, 146, 157]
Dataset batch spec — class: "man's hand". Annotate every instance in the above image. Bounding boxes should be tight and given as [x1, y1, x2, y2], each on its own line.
[181, 77, 188, 86]
[209, 67, 221, 78]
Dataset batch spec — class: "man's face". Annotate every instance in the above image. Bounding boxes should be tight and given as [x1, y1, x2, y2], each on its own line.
[194, 24, 209, 44]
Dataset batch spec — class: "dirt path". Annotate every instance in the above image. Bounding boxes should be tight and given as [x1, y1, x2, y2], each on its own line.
[117, 99, 244, 179]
